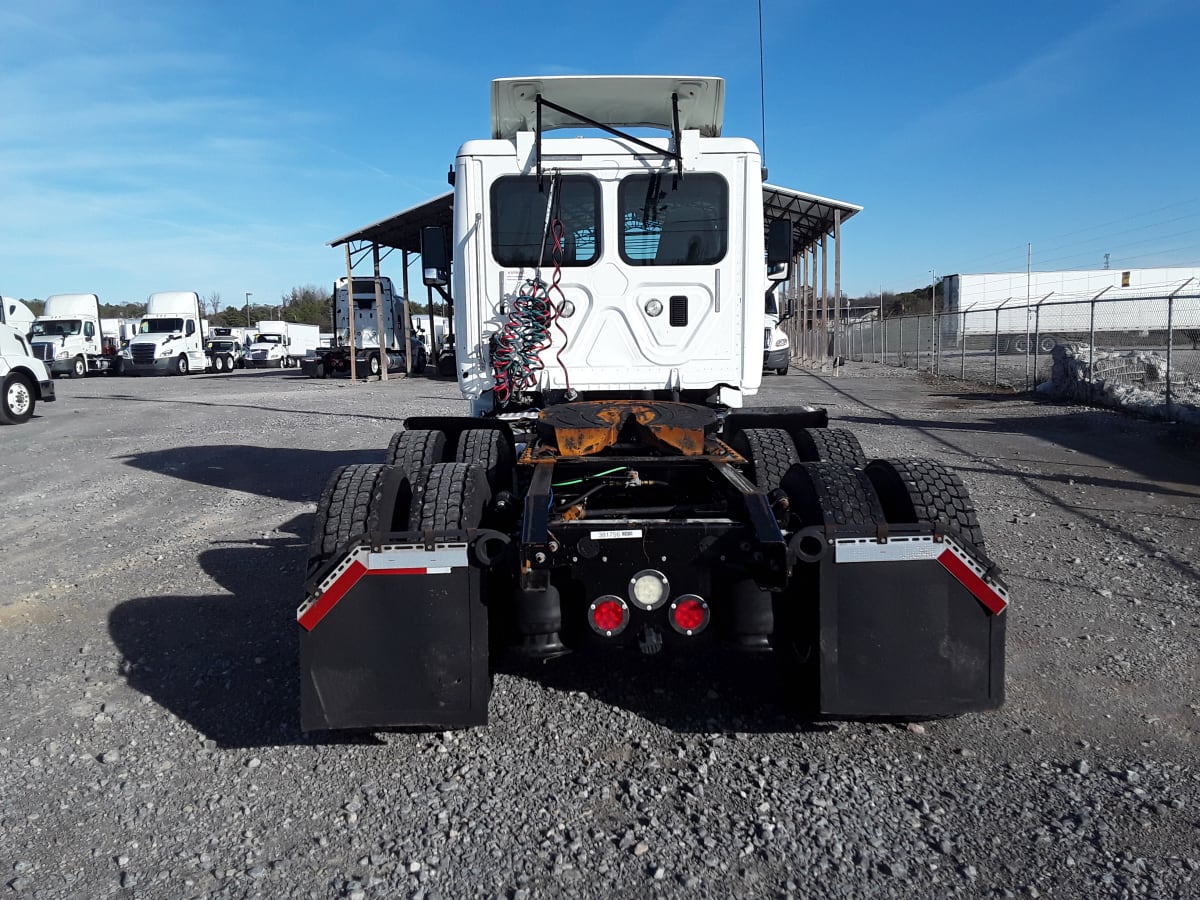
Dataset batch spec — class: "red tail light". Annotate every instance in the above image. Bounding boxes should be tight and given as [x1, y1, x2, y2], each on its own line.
[669, 595, 710, 635]
[588, 595, 629, 637]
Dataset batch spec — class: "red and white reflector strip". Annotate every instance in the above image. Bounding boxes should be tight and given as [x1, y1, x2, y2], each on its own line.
[833, 535, 1008, 615]
[298, 542, 469, 631]
[588, 595, 629, 637]
[668, 594, 710, 636]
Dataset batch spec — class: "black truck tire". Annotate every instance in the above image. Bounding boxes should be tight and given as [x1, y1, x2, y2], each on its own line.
[0, 372, 36, 424]
[865, 458, 986, 551]
[305, 463, 417, 579]
[175, 354, 189, 375]
[308, 464, 386, 574]
[72, 356, 87, 378]
[782, 461, 885, 531]
[792, 427, 866, 467]
[730, 427, 800, 493]
[386, 428, 448, 476]
[407, 462, 490, 531]
[455, 427, 514, 495]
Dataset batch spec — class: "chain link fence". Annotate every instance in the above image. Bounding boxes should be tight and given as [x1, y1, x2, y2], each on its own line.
[840, 289, 1200, 419]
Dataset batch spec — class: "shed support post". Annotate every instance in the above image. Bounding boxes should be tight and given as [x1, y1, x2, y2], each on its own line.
[344, 244, 357, 384]
[374, 244, 387, 382]
[402, 250, 413, 375]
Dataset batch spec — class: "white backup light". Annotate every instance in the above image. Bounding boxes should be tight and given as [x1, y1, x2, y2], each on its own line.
[628, 569, 669, 610]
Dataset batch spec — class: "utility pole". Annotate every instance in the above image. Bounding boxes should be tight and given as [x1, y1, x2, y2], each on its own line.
[244, 292, 252, 329]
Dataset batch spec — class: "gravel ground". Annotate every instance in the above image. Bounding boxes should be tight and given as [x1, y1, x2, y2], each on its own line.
[1, 363, 1197, 899]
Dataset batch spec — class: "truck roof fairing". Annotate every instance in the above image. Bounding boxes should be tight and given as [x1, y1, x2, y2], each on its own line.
[491, 76, 725, 140]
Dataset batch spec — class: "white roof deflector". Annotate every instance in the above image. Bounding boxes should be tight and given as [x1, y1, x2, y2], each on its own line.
[491, 76, 725, 140]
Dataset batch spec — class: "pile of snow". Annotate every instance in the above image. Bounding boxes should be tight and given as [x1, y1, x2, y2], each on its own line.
[1036, 343, 1200, 423]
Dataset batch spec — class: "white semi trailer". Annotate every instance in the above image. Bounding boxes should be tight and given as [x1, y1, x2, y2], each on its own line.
[123, 292, 206, 376]
[30, 294, 120, 377]
[942, 268, 1200, 353]
[300, 76, 1009, 731]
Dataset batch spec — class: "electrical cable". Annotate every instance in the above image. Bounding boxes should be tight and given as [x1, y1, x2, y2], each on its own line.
[491, 171, 572, 404]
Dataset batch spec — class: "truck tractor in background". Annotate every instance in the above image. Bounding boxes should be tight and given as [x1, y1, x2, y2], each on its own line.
[122, 292, 206, 376]
[245, 321, 320, 369]
[305, 277, 426, 378]
[764, 292, 793, 375]
[30, 294, 123, 378]
[205, 326, 248, 373]
[300, 76, 1009, 732]
[1, 323, 56, 424]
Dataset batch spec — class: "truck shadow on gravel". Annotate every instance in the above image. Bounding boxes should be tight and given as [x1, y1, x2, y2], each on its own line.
[107, 520, 319, 749]
[120, 445, 381, 502]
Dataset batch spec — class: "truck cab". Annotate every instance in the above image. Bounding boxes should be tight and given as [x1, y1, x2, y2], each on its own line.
[433, 76, 769, 415]
[123, 291, 206, 376]
[1, 324, 56, 424]
[30, 293, 107, 378]
[763, 291, 793, 375]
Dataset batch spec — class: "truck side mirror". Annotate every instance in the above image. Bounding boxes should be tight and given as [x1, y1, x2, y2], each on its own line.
[767, 219, 791, 282]
[421, 226, 450, 287]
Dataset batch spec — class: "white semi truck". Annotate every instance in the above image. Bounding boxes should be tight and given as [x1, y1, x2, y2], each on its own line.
[204, 326, 248, 373]
[300, 76, 1009, 731]
[123, 291, 206, 376]
[1, 323, 56, 424]
[30, 293, 121, 377]
[245, 321, 320, 368]
[763, 292, 792, 375]
[304, 277, 426, 377]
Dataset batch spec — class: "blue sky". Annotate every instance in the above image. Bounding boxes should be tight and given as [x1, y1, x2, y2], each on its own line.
[2, 0, 1197, 307]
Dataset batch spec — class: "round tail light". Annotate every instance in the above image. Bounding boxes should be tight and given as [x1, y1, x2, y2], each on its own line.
[588, 595, 629, 637]
[669, 595, 710, 635]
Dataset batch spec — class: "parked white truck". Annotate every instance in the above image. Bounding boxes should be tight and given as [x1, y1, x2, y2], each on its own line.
[30, 293, 121, 377]
[299, 75, 1009, 732]
[245, 321, 320, 368]
[123, 291, 206, 375]
[305, 277, 426, 377]
[205, 326, 248, 373]
[763, 291, 792, 375]
[1, 323, 56, 424]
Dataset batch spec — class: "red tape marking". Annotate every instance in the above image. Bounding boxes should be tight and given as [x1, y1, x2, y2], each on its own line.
[299, 563, 433, 632]
[937, 549, 1007, 615]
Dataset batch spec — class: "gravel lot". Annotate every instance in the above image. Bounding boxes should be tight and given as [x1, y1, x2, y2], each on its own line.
[1, 364, 1197, 899]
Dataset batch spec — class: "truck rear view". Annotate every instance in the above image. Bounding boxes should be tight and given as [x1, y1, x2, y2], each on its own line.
[300, 76, 1008, 731]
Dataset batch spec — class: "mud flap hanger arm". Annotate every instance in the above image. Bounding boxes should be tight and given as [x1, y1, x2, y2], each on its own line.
[535, 93, 684, 191]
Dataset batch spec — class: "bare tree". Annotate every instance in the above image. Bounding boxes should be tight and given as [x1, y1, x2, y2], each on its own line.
[203, 292, 222, 317]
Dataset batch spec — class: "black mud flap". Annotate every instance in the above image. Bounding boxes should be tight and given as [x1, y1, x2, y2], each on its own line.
[817, 531, 1007, 718]
[299, 533, 493, 731]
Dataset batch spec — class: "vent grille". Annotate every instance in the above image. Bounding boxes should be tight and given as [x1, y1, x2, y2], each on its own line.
[32, 343, 54, 362]
[669, 295, 688, 327]
[764, 327, 772, 350]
